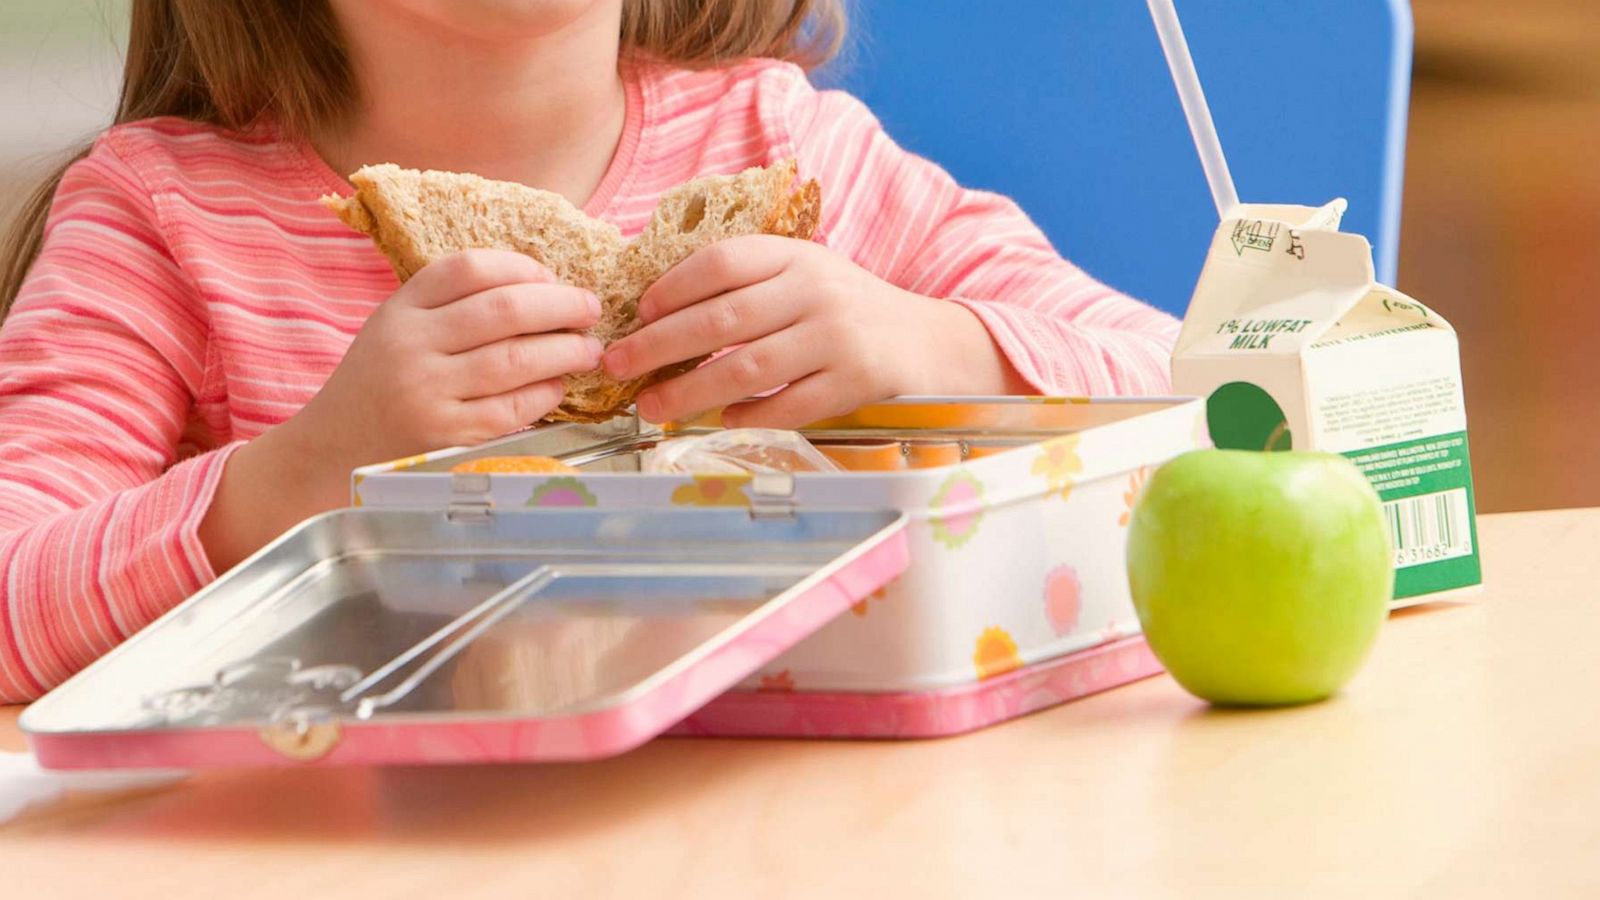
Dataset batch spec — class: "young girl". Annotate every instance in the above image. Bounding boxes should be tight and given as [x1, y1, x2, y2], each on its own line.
[0, 0, 1177, 701]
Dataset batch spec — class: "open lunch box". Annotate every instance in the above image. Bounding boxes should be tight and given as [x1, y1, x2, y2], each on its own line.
[23, 397, 1207, 769]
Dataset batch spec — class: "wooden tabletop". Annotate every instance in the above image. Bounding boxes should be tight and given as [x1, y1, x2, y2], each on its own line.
[3, 508, 1597, 899]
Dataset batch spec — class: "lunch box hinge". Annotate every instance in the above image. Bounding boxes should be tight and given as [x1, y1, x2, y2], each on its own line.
[749, 472, 797, 519]
[259, 710, 344, 763]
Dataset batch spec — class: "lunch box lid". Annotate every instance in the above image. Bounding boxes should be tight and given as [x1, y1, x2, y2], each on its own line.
[22, 477, 908, 769]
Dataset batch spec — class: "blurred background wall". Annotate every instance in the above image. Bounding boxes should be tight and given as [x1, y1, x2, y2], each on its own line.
[0, 3, 125, 221]
[1, 1, 1593, 513]
[1400, 0, 1600, 513]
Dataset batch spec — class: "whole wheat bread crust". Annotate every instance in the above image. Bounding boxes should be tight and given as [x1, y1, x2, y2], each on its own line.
[322, 161, 820, 423]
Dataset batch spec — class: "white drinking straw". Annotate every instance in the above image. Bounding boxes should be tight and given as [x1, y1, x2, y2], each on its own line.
[1147, 0, 1239, 220]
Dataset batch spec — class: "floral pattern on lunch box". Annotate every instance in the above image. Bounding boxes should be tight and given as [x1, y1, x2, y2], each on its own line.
[671, 475, 752, 507]
[973, 626, 1024, 680]
[1031, 434, 1084, 501]
[1118, 466, 1150, 527]
[527, 477, 598, 508]
[849, 585, 890, 618]
[1043, 565, 1083, 636]
[928, 469, 986, 550]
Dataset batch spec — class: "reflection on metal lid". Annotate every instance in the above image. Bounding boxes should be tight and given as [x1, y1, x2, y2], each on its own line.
[23, 507, 908, 768]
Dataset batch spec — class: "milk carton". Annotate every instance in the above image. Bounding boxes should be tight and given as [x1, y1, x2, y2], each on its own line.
[1173, 201, 1482, 604]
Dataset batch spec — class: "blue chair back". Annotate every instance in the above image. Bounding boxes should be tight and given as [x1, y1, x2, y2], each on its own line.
[820, 1, 1413, 316]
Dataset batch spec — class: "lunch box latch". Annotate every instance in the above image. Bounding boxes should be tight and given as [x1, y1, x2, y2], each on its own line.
[749, 472, 796, 519]
[259, 709, 344, 763]
[447, 472, 494, 522]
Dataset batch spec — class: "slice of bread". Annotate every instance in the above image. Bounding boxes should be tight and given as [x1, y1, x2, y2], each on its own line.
[322, 161, 821, 422]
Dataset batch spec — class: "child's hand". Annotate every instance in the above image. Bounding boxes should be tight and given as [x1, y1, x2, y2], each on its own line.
[302, 249, 602, 465]
[601, 236, 1024, 428]
[204, 249, 600, 572]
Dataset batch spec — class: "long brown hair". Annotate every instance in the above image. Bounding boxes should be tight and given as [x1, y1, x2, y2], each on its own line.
[0, 0, 846, 320]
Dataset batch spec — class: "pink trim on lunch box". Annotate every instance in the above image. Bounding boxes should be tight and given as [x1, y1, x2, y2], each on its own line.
[30, 527, 911, 770]
[669, 636, 1163, 740]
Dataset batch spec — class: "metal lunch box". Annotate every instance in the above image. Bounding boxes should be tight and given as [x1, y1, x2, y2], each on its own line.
[352, 396, 1208, 740]
[22, 396, 1205, 766]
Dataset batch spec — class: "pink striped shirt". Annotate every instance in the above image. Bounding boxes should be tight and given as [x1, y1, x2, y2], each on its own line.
[0, 58, 1177, 701]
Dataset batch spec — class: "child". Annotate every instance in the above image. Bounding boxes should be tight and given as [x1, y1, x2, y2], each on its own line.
[0, 0, 1178, 701]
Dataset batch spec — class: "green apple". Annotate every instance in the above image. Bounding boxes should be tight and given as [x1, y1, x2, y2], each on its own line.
[1125, 449, 1393, 706]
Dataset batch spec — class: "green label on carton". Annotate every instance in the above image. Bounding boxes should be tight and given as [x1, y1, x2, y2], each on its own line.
[1206, 381, 1293, 452]
[1343, 431, 1481, 598]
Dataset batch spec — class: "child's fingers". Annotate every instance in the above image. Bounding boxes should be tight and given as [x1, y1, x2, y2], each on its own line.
[459, 378, 567, 439]
[636, 235, 793, 323]
[403, 250, 557, 309]
[454, 333, 601, 400]
[603, 281, 794, 382]
[719, 372, 853, 432]
[434, 283, 600, 352]
[633, 329, 815, 423]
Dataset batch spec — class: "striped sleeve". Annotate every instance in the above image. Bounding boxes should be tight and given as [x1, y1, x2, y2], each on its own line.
[772, 72, 1179, 396]
[0, 137, 238, 702]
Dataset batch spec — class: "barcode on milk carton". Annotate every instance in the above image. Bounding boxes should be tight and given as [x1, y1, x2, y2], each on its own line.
[1382, 489, 1473, 569]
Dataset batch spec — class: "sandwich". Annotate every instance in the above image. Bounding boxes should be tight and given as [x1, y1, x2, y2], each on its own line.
[322, 161, 821, 423]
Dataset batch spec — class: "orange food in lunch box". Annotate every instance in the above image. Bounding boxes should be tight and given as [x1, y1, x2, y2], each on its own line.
[818, 443, 906, 472]
[450, 456, 579, 475]
[965, 445, 1012, 461]
[905, 442, 964, 469]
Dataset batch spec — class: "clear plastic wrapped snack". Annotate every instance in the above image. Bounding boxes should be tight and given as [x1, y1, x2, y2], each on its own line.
[642, 428, 842, 475]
